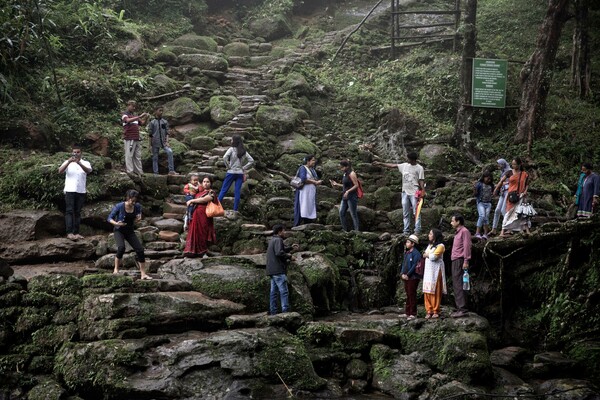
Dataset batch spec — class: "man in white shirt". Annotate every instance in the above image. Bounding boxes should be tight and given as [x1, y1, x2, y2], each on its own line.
[373, 152, 425, 234]
[58, 145, 92, 240]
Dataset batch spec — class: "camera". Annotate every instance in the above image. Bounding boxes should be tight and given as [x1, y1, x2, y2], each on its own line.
[72, 152, 79, 159]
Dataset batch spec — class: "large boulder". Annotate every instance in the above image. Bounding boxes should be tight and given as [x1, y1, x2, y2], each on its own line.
[178, 54, 228, 72]
[56, 328, 325, 398]
[0, 238, 96, 263]
[294, 252, 340, 312]
[370, 344, 433, 398]
[249, 16, 292, 41]
[256, 105, 307, 136]
[157, 257, 205, 282]
[163, 97, 204, 125]
[209, 95, 241, 125]
[152, 74, 178, 94]
[0, 210, 64, 242]
[171, 34, 218, 52]
[223, 42, 250, 57]
[78, 291, 245, 340]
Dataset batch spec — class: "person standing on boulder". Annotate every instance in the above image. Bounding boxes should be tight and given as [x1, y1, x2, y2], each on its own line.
[121, 100, 149, 175]
[399, 234, 422, 320]
[107, 189, 151, 279]
[217, 134, 254, 214]
[293, 154, 323, 226]
[148, 106, 178, 175]
[58, 144, 92, 241]
[330, 160, 360, 231]
[450, 214, 471, 318]
[423, 229, 446, 319]
[373, 152, 425, 235]
[266, 224, 298, 315]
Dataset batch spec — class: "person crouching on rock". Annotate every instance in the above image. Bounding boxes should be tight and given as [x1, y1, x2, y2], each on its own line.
[400, 234, 422, 321]
[107, 189, 151, 279]
[266, 224, 298, 315]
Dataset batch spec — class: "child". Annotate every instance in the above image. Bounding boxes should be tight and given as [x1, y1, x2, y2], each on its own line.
[400, 234, 422, 320]
[183, 174, 200, 230]
[474, 171, 494, 239]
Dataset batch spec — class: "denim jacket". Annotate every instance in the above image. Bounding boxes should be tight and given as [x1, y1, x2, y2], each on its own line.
[107, 202, 142, 230]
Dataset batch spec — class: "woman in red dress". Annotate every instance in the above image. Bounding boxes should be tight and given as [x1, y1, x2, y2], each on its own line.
[184, 175, 217, 258]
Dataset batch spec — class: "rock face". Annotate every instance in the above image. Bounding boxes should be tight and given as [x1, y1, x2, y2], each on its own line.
[255, 105, 306, 135]
[0, 237, 96, 263]
[249, 16, 292, 41]
[171, 34, 218, 52]
[163, 97, 204, 125]
[0, 210, 65, 242]
[209, 95, 241, 124]
[178, 54, 228, 71]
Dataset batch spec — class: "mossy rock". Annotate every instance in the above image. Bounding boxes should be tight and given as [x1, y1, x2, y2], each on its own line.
[15, 306, 55, 334]
[420, 145, 472, 174]
[191, 263, 269, 313]
[567, 341, 600, 382]
[295, 253, 340, 312]
[223, 42, 250, 57]
[154, 49, 178, 65]
[249, 15, 292, 41]
[152, 74, 178, 93]
[54, 339, 143, 394]
[256, 105, 307, 136]
[21, 291, 59, 307]
[276, 72, 312, 96]
[28, 274, 82, 297]
[373, 186, 395, 211]
[256, 331, 326, 390]
[278, 133, 318, 156]
[32, 324, 77, 355]
[172, 34, 218, 52]
[438, 331, 492, 383]
[190, 136, 218, 151]
[0, 289, 22, 307]
[163, 97, 204, 126]
[178, 54, 228, 72]
[81, 274, 135, 292]
[27, 379, 66, 400]
[209, 95, 241, 125]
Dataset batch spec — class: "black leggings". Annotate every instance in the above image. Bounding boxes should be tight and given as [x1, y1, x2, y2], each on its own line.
[114, 229, 145, 262]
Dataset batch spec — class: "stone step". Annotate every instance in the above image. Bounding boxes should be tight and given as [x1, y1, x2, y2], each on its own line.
[164, 202, 187, 215]
[211, 147, 229, 156]
[146, 241, 180, 251]
[237, 95, 269, 103]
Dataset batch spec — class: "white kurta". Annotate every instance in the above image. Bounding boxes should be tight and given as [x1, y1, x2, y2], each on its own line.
[299, 167, 317, 219]
[422, 244, 447, 295]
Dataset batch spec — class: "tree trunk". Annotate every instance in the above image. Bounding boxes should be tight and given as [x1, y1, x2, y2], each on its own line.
[515, 0, 570, 154]
[571, 0, 591, 98]
[453, 0, 478, 159]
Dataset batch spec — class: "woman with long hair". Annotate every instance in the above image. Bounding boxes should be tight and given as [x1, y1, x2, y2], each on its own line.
[422, 228, 446, 319]
[490, 158, 512, 236]
[500, 157, 530, 236]
[107, 189, 151, 279]
[184, 175, 217, 258]
[293, 154, 323, 226]
[217, 134, 255, 213]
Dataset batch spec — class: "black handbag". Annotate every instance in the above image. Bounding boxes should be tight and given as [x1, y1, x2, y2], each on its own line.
[507, 172, 522, 204]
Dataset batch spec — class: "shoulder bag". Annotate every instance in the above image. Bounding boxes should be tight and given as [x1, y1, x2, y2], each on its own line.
[508, 172, 522, 204]
[206, 198, 225, 218]
[290, 167, 305, 189]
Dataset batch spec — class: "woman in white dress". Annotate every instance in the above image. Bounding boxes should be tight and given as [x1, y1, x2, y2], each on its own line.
[422, 228, 447, 319]
[293, 155, 323, 226]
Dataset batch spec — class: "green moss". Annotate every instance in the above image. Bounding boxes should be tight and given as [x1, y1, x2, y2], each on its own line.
[297, 323, 336, 346]
[0, 283, 24, 295]
[257, 335, 326, 390]
[0, 290, 22, 306]
[81, 274, 134, 292]
[21, 291, 59, 307]
[172, 34, 217, 52]
[32, 324, 77, 355]
[567, 341, 600, 382]
[369, 344, 394, 379]
[28, 274, 82, 297]
[209, 95, 241, 125]
[438, 331, 492, 384]
[15, 306, 55, 334]
[26, 379, 65, 400]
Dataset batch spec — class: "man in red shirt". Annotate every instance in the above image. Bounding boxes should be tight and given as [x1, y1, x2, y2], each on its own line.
[121, 100, 149, 175]
[450, 213, 472, 318]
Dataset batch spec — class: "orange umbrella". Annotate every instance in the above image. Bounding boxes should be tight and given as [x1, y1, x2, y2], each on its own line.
[414, 190, 424, 221]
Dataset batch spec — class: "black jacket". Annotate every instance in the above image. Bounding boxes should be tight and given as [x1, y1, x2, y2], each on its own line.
[266, 235, 292, 276]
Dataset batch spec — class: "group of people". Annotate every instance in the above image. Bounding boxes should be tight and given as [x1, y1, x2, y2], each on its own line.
[57, 100, 600, 310]
[400, 214, 472, 320]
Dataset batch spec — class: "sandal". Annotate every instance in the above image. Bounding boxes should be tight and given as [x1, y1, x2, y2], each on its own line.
[140, 275, 153, 280]
[431, 313, 440, 319]
[425, 313, 432, 320]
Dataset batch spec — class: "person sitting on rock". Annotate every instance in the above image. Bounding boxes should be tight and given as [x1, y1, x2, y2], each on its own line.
[266, 224, 298, 315]
[107, 189, 151, 279]
[400, 234, 422, 321]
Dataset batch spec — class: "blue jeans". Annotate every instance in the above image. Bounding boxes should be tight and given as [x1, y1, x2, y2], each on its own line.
[65, 192, 86, 235]
[339, 194, 359, 231]
[152, 146, 174, 174]
[477, 202, 492, 227]
[402, 192, 421, 234]
[492, 192, 507, 230]
[269, 274, 289, 315]
[218, 173, 244, 211]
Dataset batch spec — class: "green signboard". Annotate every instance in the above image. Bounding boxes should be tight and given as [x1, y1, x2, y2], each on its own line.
[471, 58, 507, 108]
